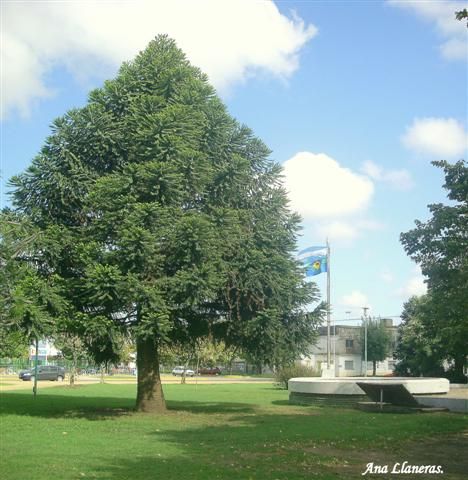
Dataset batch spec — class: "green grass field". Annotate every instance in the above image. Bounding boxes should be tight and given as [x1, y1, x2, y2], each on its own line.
[1, 383, 467, 480]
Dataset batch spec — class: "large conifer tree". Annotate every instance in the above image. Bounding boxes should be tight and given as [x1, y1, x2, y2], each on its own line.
[8, 36, 320, 412]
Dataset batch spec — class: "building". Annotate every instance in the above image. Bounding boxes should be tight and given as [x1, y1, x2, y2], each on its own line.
[29, 339, 61, 363]
[300, 318, 398, 377]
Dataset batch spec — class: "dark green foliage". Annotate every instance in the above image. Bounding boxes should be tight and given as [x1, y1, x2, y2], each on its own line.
[274, 363, 320, 389]
[361, 318, 391, 376]
[0, 213, 66, 342]
[394, 295, 446, 378]
[400, 160, 467, 382]
[0, 329, 29, 358]
[455, 8, 468, 27]
[6, 36, 321, 408]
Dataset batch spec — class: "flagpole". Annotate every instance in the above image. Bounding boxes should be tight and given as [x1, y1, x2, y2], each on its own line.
[326, 239, 331, 369]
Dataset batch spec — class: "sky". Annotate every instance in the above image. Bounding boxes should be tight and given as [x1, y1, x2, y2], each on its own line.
[1, 0, 467, 324]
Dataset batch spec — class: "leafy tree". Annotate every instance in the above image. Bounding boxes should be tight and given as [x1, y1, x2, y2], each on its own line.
[7, 36, 320, 412]
[456, 8, 468, 27]
[160, 335, 239, 383]
[160, 340, 196, 384]
[161, 337, 241, 374]
[361, 318, 391, 376]
[394, 295, 445, 378]
[275, 364, 320, 389]
[0, 329, 29, 359]
[401, 160, 467, 382]
[0, 213, 65, 350]
[118, 339, 136, 367]
[53, 330, 86, 386]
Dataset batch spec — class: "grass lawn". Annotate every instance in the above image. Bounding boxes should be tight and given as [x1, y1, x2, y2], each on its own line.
[1, 384, 467, 480]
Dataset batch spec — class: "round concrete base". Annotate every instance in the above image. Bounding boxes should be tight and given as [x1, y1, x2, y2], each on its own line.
[288, 377, 450, 406]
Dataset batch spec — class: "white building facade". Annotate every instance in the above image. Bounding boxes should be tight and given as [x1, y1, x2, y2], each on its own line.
[29, 339, 61, 362]
[300, 319, 398, 377]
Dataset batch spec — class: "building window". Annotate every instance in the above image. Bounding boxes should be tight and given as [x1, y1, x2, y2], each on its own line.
[345, 339, 354, 348]
[344, 360, 354, 370]
[388, 360, 395, 371]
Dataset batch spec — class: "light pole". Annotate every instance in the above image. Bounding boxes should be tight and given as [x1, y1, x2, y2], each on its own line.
[33, 337, 39, 398]
[362, 307, 369, 377]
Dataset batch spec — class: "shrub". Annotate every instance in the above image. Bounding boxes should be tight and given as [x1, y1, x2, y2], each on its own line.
[275, 364, 320, 389]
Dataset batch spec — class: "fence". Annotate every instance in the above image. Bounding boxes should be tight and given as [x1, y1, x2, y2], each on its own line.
[0, 358, 103, 375]
[1, 358, 272, 376]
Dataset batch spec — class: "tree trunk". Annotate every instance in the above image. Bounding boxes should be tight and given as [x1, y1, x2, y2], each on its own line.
[454, 355, 466, 383]
[372, 360, 376, 376]
[69, 351, 76, 387]
[228, 349, 237, 375]
[136, 337, 166, 413]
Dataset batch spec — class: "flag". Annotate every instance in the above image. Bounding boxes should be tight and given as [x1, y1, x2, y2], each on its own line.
[298, 246, 328, 277]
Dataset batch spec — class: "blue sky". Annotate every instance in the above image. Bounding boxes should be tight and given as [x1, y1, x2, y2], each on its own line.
[1, 0, 467, 324]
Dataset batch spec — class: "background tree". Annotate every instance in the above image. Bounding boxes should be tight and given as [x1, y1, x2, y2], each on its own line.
[0, 213, 65, 358]
[7, 36, 321, 412]
[161, 340, 196, 384]
[160, 337, 242, 374]
[193, 336, 233, 372]
[401, 160, 467, 382]
[53, 320, 88, 386]
[118, 338, 136, 368]
[361, 318, 391, 376]
[394, 295, 445, 378]
[455, 8, 468, 27]
[0, 329, 29, 359]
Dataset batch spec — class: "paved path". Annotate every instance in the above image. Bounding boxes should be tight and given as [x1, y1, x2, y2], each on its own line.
[422, 389, 467, 399]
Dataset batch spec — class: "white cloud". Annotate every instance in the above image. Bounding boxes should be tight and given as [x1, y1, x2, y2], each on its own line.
[282, 152, 374, 220]
[341, 290, 370, 310]
[400, 277, 427, 297]
[317, 221, 359, 243]
[361, 161, 414, 190]
[1, 1, 317, 119]
[380, 270, 394, 284]
[388, 0, 468, 61]
[316, 219, 384, 244]
[402, 117, 468, 158]
[397, 266, 427, 298]
[283, 152, 382, 244]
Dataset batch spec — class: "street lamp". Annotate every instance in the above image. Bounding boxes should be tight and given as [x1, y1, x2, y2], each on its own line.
[362, 307, 369, 377]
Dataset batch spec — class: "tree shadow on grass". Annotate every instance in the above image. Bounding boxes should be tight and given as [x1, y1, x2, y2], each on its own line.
[2, 390, 467, 479]
[0, 392, 256, 420]
[272, 399, 296, 406]
[0, 392, 135, 420]
[167, 400, 255, 414]
[87, 411, 468, 480]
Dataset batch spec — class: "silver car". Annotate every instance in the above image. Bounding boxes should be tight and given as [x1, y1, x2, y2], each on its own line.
[171, 366, 195, 377]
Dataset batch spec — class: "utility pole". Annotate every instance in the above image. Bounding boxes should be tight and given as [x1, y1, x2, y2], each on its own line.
[362, 307, 369, 377]
[33, 337, 39, 398]
[326, 239, 331, 370]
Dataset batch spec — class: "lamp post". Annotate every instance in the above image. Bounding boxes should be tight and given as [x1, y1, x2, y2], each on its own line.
[362, 307, 369, 377]
[33, 337, 39, 398]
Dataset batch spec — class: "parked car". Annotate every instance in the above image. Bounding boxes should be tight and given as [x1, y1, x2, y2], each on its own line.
[19, 365, 66, 382]
[172, 366, 195, 377]
[198, 366, 222, 375]
[18, 369, 30, 380]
